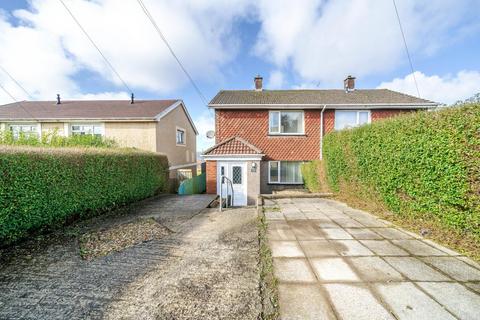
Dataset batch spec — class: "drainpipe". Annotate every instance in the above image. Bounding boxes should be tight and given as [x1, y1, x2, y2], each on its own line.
[320, 104, 327, 160]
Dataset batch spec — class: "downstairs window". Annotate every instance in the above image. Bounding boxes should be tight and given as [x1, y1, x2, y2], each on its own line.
[269, 161, 303, 184]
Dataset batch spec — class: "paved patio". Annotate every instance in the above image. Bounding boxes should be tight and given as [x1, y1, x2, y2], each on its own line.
[265, 197, 480, 320]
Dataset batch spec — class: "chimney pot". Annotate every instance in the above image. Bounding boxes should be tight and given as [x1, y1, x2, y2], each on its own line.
[344, 75, 356, 92]
[131, 93, 134, 104]
[254, 75, 263, 91]
[56, 94, 61, 104]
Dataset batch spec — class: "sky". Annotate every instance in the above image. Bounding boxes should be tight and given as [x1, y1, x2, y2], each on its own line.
[0, 0, 479, 151]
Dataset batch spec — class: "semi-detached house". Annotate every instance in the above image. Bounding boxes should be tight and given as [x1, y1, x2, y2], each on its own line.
[203, 75, 438, 206]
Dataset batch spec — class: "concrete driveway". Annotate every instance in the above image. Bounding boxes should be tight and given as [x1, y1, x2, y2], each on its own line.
[265, 198, 480, 320]
[0, 195, 261, 319]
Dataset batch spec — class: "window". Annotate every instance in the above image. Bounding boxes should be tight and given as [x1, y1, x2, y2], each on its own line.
[232, 166, 242, 184]
[176, 128, 185, 145]
[269, 161, 303, 184]
[9, 124, 39, 139]
[334, 110, 371, 130]
[71, 124, 103, 137]
[269, 111, 304, 134]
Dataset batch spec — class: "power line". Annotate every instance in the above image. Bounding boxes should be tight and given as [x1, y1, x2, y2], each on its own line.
[136, 0, 208, 106]
[0, 82, 37, 120]
[0, 65, 33, 99]
[0, 82, 18, 102]
[58, 0, 133, 95]
[392, 0, 420, 98]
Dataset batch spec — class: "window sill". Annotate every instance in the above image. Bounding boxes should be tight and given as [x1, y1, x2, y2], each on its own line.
[267, 182, 304, 185]
[268, 133, 306, 137]
[176, 143, 186, 147]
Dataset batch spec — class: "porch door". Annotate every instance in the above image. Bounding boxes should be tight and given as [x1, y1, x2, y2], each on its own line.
[217, 162, 247, 206]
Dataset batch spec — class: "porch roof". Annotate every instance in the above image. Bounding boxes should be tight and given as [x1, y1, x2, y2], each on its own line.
[202, 136, 263, 156]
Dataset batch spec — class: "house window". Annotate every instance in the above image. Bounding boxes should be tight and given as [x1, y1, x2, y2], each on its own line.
[269, 111, 304, 134]
[71, 124, 103, 137]
[9, 124, 39, 139]
[176, 128, 185, 145]
[269, 161, 303, 184]
[334, 110, 371, 130]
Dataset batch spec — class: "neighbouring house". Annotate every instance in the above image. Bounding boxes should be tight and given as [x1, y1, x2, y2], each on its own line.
[203, 75, 438, 206]
[0, 97, 198, 180]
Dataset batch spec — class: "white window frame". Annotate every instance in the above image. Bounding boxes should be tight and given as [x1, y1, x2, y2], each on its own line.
[269, 110, 305, 135]
[268, 161, 304, 184]
[176, 127, 186, 146]
[7, 122, 41, 139]
[334, 110, 371, 131]
[69, 123, 104, 137]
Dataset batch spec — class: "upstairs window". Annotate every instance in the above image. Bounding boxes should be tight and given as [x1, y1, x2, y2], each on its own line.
[9, 124, 39, 139]
[269, 111, 304, 134]
[176, 128, 185, 145]
[71, 124, 103, 137]
[334, 110, 370, 130]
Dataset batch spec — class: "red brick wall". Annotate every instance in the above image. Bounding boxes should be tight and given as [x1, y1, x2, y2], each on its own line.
[216, 110, 321, 161]
[206, 160, 217, 194]
[323, 110, 335, 134]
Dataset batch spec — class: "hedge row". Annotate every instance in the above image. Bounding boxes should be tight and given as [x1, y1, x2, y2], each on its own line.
[301, 160, 323, 193]
[0, 146, 169, 244]
[0, 130, 116, 148]
[323, 104, 480, 237]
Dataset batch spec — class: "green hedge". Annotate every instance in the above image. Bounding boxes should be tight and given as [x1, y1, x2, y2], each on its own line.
[0, 146, 169, 244]
[301, 161, 322, 193]
[323, 104, 480, 236]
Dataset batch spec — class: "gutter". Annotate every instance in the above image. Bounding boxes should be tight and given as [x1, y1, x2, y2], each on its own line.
[320, 104, 327, 160]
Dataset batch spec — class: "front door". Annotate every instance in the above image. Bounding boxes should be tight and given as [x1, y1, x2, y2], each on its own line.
[217, 162, 247, 206]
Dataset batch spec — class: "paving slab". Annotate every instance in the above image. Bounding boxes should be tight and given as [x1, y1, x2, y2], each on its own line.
[417, 282, 480, 320]
[383, 257, 450, 281]
[347, 257, 404, 282]
[283, 211, 307, 220]
[264, 211, 284, 221]
[269, 241, 305, 258]
[360, 240, 409, 256]
[324, 283, 394, 320]
[299, 240, 338, 257]
[313, 219, 340, 229]
[373, 228, 413, 240]
[422, 257, 480, 281]
[289, 222, 325, 240]
[267, 226, 296, 241]
[310, 258, 359, 281]
[391, 240, 448, 256]
[278, 284, 336, 320]
[346, 228, 383, 240]
[465, 282, 480, 293]
[332, 218, 365, 228]
[273, 258, 316, 283]
[321, 228, 353, 239]
[330, 240, 374, 256]
[376, 282, 456, 320]
[303, 211, 329, 219]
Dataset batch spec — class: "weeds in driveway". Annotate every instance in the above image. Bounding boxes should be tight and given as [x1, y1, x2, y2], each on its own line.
[258, 209, 279, 320]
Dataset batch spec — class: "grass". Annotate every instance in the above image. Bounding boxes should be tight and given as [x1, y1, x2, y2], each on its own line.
[257, 210, 279, 320]
[334, 179, 480, 262]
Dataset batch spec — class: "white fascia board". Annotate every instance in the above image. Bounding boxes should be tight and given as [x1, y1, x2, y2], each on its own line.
[202, 154, 264, 161]
[155, 100, 199, 135]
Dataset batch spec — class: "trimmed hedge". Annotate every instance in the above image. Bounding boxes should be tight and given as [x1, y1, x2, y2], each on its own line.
[323, 104, 480, 237]
[301, 161, 322, 193]
[0, 146, 169, 244]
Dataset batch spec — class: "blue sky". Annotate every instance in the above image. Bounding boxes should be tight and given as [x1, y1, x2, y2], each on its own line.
[0, 0, 479, 150]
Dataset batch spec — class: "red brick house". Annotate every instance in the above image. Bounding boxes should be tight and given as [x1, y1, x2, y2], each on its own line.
[203, 76, 437, 206]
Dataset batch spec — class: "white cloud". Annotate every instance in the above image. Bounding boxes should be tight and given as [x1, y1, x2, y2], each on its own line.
[378, 70, 480, 105]
[254, 0, 480, 86]
[266, 70, 285, 89]
[0, 0, 253, 103]
[195, 110, 216, 152]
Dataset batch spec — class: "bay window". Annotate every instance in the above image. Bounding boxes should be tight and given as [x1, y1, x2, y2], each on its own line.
[269, 161, 303, 184]
[334, 110, 371, 130]
[269, 111, 304, 134]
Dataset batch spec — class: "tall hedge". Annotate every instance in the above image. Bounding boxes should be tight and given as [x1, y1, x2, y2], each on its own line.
[0, 146, 169, 244]
[323, 104, 480, 237]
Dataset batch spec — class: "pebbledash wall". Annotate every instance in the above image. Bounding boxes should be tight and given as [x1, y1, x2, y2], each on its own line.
[207, 108, 410, 195]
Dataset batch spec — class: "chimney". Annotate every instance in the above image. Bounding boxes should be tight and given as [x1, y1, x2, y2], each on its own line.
[254, 75, 263, 91]
[56, 94, 61, 105]
[344, 75, 356, 92]
[130, 93, 134, 104]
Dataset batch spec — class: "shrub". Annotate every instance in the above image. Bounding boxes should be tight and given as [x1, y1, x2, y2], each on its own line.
[323, 104, 480, 237]
[301, 160, 330, 193]
[0, 146, 169, 245]
[0, 129, 116, 148]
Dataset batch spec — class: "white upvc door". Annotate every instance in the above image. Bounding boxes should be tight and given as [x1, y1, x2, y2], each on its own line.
[217, 161, 247, 206]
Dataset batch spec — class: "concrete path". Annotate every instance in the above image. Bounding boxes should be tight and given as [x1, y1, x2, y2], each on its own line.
[0, 195, 261, 319]
[265, 198, 480, 320]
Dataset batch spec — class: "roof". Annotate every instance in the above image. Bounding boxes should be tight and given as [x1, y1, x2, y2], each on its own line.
[209, 89, 437, 108]
[203, 136, 263, 156]
[0, 99, 178, 121]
